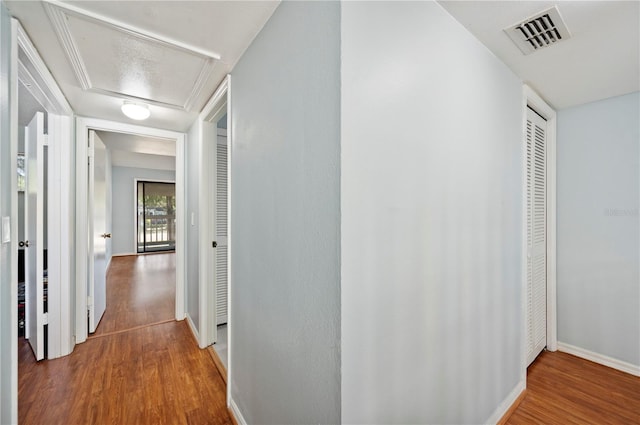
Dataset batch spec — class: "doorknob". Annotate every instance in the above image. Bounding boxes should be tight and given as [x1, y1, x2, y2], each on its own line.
[24, 240, 29, 247]
[212, 241, 217, 248]
[101, 233, 112, 238]
[19, 240, 26, 248]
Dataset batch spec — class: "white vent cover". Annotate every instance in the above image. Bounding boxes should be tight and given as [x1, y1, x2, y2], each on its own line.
[505, 6, 571, 55]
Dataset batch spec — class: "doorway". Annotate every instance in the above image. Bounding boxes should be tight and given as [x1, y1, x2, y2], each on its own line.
[523, 85, 557, 370]
[86, 130, 178, 337]
[75, 119, 186, 344]
[196, 77, 230, 384]
[14, 21, 74, 363]
[211, 113, 229, 369]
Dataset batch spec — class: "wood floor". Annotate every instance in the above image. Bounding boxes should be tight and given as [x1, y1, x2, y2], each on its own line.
[507, 350, 640, 425]
[18, 253, 640, 424]
[19, 254, 231, 425]
[92, 254, 176, 337]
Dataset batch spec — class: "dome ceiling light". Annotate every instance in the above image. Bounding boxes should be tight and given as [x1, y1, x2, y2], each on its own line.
[121, 101, 150, 120]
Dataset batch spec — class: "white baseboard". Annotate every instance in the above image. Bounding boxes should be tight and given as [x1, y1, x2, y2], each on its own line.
[185, 313, 200, 344]
[485, 379, 526, 425]
[229, 398, 247, 425]
[111, 252, 137, 257]
[558, 342, 640, 377]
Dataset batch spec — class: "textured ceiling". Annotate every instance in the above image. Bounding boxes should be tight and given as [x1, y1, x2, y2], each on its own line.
[7, 0, 279, 131]
[438, 1, 640, 109]
[11, 0, 634, 129]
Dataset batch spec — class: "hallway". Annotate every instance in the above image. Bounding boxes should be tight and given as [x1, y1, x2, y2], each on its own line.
[18, 254, 230, 425]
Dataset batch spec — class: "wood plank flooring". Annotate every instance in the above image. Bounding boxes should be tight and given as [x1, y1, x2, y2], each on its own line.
[19, 252, 640, 424]
[507, 350, 640, 425]
[19, 253, 231, 425]
[92, 254, 175, 337]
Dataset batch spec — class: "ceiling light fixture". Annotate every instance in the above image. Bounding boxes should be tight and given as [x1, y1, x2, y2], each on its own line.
[121, 101, 150, 120]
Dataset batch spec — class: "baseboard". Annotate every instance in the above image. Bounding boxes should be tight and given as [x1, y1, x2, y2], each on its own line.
[208, 346, 227, 384]
[558, 342, 640, 377]
[229, 398, 247, 425]
[111, 253, 137, 257]
[185, 313, 200, 344]
[485, 380, 526, 425]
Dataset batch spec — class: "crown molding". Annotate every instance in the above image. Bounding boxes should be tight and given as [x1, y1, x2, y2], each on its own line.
[42, 0, 219, 112]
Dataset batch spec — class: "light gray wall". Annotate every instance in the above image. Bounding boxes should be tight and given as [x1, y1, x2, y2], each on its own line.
[557, 91, 640, 367]
[185, 121, 200, 332]
[111, 166, 176, 256]
[230, 2, 341, 424]
[341, 2, 523, 424]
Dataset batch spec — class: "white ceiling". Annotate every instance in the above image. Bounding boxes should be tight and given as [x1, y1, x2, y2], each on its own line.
[8, 0, 636, 127]
[438, 1, 640, 109]
[96, 131, 175, 156]
[97, 130, 176, 170]
[6, 0, 279, 131]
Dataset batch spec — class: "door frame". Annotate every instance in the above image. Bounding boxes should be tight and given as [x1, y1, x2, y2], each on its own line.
[197, 76, 230, 351]
[13, 20, 75, 359]
[521, 84, 557, 378]
[198, 75, 231, 352]
[75, 117, 186, 343]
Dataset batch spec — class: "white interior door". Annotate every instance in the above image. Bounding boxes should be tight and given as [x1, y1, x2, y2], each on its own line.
[526, 106, 547, 366]
[215, 130, 228, 326]
[88, 130, 107, 333]
[25, 112, 45, 360]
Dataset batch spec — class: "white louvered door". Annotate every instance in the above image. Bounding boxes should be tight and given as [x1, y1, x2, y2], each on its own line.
[526, 106, 547, 366]
[215, 131, 228, 325]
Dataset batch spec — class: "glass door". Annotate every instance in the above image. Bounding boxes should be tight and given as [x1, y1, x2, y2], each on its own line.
[137, 181, 176, 253]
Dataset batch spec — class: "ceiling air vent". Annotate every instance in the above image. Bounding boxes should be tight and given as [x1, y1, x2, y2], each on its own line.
[504, 6, 571, 55]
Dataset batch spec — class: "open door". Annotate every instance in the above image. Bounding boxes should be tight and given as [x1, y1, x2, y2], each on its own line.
[24, 112, 45, 360]
[88, 130, 107, 333]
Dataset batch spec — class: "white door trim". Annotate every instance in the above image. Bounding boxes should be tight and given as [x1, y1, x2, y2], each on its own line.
[14, 20, 75, 359]
[196, 75, 230, 350]
[522, 85, 557, 374]
[75, 117, 186, 344]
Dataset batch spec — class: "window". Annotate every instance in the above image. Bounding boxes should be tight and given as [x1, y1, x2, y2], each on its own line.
[136, 181, 176, 253]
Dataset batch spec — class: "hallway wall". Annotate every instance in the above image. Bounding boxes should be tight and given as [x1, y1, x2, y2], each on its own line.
[185, 122, 201, 333]
[557, 91, 640, 368]
[341, 2, 523, 423]
[230, 1, 341, 423]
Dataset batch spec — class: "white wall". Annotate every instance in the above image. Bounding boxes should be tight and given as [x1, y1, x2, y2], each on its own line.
[230, 1, 341, 424]
[110, 166, 176, 256]
[341, 2, 523, 424]
[185, 121, 201, 334]
[557, 91, 640, 367]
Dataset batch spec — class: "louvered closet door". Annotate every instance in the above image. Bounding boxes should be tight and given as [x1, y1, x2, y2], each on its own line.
[526, 106, 547, 366]
[215, 132, 228, 325]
